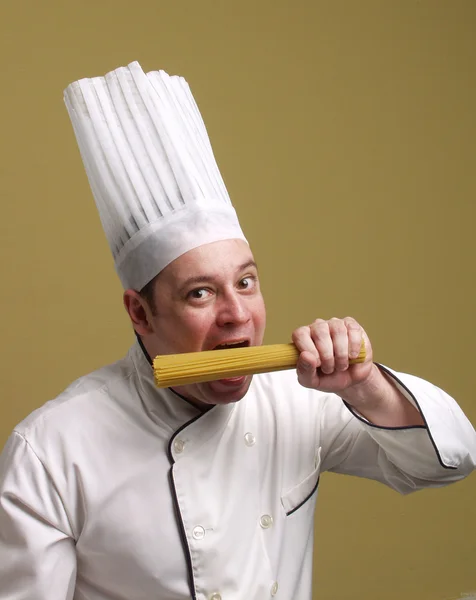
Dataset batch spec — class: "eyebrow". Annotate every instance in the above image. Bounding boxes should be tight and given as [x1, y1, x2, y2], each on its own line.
[178, 260, 258, 292]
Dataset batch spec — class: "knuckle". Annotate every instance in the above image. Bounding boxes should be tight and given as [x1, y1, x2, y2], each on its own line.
[328, 317, 346, 332]
[312, 319, 329, 331]
[310, 323, 329, 338]
[335, 346, 348, 358]
[335, 353, 349, 366]
[333, 322, 347, 335]
[344, 317, 361, 330]
[292, 326, 310, 341]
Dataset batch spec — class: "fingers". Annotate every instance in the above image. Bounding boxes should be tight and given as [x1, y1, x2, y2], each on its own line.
[344, 316, 363, 359]
[292, 325, 322, 390]
[311, 318, 356, 373]
[292, 326, 321, 370]
[293, 317, 364, 377]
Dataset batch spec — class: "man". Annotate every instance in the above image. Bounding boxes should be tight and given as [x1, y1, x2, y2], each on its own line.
[0, 61, 475, 600]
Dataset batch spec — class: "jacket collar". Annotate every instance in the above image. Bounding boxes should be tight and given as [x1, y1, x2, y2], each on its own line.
[128, 341, 237, 439]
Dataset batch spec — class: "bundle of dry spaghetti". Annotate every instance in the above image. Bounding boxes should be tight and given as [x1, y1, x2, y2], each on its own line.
[154, 341, 366, 388]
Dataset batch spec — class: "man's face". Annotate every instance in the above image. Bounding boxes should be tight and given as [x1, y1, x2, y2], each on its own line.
[145, 239, 266, 407]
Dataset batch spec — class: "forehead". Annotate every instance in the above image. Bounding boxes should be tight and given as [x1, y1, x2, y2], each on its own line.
[160, 239, 255, 285]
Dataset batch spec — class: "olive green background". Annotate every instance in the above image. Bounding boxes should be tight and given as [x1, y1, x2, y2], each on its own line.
[0, 1, 475, 598]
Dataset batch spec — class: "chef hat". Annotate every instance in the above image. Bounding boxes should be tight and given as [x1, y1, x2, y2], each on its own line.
[64, 61, 247, 291]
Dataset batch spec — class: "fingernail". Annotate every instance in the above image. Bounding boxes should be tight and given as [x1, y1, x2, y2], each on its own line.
[301, 361, 311, 370]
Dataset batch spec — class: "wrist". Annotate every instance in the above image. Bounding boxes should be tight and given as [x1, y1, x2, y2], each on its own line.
[341, 364, 425, 427]
[341, 363, 384, 411]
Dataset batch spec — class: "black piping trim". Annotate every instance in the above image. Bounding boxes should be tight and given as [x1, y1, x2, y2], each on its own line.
[167, 468, 197, 600]
[167, 413, 205, 459]
[136, 334, 209, 413]
[286, 476, 320, 517]
[343, 363, 457, 471]
[169, 387, 212, 412]
[166, 412, 205, 600]
[135, 332, 153, 366]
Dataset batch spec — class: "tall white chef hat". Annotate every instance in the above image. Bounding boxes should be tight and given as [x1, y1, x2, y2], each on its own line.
[64, 61, 247, 291]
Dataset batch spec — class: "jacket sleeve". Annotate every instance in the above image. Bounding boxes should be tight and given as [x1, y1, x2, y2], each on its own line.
[0, 431, 77, 599]
[318, 365, 476, 494]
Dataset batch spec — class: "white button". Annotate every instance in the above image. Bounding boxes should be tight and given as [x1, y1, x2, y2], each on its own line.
[260, 514, 273, 529]
[244, 432, 256, 446]
[210, 594, 222, 600]
[192, 525, 205, 540]
[271, 581, 279, 596]
[173, 439, 185, 453]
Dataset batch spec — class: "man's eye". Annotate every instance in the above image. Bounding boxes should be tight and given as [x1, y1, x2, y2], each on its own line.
[239, 276, 255, 289]
[189, 288, 210, 300]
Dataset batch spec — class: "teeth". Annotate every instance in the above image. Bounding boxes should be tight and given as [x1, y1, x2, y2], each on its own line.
[216, 341, 247, 349]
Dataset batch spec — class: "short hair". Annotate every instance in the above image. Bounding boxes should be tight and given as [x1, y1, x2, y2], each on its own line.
[139, 273, 160, 315]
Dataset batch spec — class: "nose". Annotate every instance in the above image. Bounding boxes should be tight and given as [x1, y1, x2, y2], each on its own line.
[216, 290, 251, 328]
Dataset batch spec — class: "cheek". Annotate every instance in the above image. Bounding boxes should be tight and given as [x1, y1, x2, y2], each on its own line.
[176, 310, 216, 344]
[252, 298, 267, 331]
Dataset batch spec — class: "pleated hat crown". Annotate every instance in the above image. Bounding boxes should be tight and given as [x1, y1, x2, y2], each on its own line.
[64, 61, 246, 290]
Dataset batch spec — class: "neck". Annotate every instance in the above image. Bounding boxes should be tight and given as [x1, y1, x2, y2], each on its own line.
[135, 332, 153, 365]
[170, 387, 213, 412]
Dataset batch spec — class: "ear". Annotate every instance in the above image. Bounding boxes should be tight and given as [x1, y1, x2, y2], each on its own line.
[123, 289, 154, 336]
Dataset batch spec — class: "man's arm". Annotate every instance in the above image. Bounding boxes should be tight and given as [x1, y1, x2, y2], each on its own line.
[340, 363, 425, 427]
[293, 317, 476, 491]
[0, 432, 77, 599]
[318, 368, 475, 491]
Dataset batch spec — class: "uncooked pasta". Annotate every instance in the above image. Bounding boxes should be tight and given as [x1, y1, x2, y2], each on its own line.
[154, 341, 366, 388]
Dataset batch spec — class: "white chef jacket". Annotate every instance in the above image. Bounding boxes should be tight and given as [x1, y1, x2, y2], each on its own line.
[0, 342, 475, 600]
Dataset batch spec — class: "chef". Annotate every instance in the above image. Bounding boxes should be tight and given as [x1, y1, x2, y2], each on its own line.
[0, 61, 475, 600]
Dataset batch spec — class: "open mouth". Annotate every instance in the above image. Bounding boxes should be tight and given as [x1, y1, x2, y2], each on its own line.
[213, 340, 250, 350]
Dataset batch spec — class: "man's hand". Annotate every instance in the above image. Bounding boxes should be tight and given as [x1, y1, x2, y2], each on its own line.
[292, 317, 373, 393]
[292, 317, 425, 427]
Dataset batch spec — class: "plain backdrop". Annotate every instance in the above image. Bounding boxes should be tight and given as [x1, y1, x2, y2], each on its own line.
[0, 1, 475, 598]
